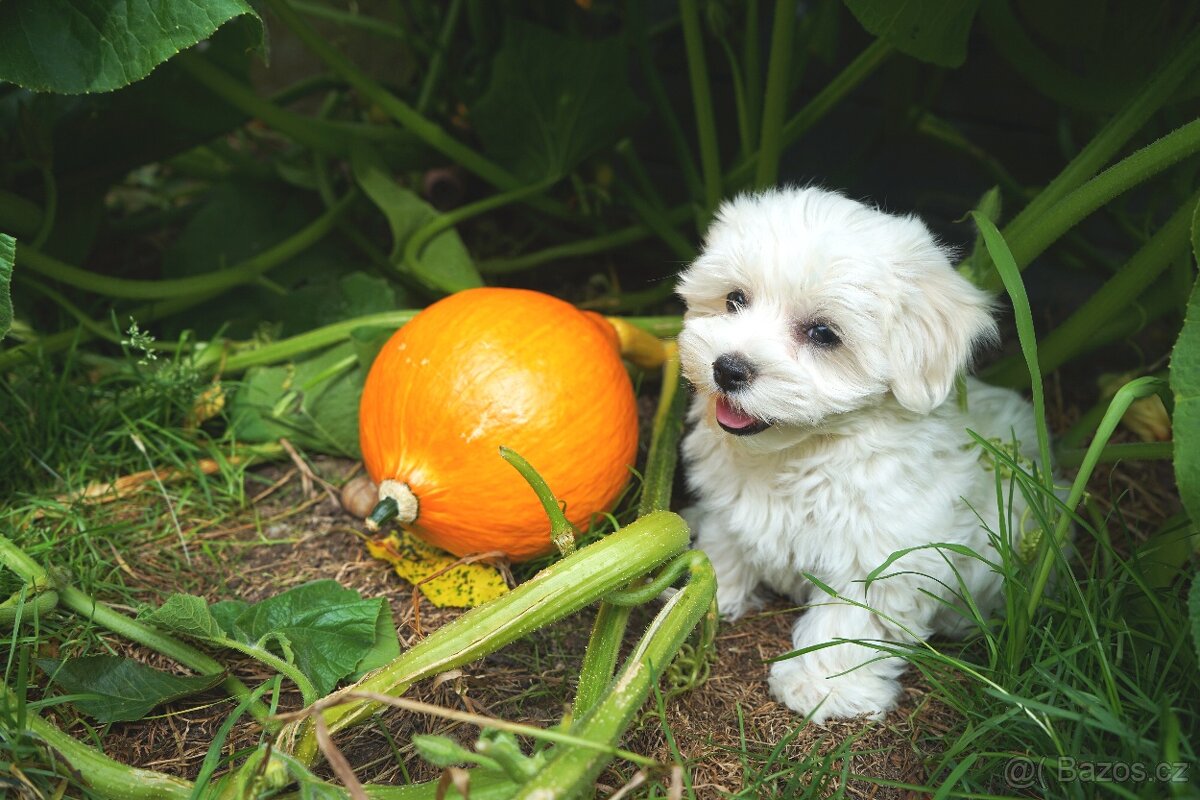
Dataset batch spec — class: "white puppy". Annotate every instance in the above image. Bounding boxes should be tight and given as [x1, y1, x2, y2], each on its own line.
[676, 187, 1039, 723]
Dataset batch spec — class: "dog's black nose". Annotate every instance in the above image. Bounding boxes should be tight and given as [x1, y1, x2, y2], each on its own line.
[713, 353, 755, 392]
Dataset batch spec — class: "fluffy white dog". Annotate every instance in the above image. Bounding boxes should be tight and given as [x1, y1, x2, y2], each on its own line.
[676, 187, 1039, 723]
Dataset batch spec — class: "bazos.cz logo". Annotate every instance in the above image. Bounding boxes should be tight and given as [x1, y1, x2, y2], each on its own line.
[1005, 756, 1190, 789]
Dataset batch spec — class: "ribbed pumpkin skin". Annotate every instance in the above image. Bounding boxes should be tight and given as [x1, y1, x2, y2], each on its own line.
[359, 288, 638, 561]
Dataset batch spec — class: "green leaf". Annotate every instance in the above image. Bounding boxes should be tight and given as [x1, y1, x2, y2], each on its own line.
[350, 142, 481, 295]
[38, 656, 223, 723]
[229, 340, 365, 457]
[471, 20, 644, 181]
[218, 581, 385, 696]
[353, 600, 402, 677]
[140, 593, 228, 641]
[844, 0, 980, 68]
[0, 233, 13, 341]
[1170, 199, 1200, 526]
[0, 1, 262, 94]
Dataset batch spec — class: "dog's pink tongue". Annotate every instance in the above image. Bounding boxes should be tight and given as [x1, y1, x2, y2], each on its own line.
[716, 397, 758, 429]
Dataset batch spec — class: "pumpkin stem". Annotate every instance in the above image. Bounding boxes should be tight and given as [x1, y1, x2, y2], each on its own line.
[365, 480, 419, 531]
[498, 447, 577, 556]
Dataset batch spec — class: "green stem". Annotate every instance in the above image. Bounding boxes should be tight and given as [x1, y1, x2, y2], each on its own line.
[403, 179, 555, 282]
[214, 313, 681, 376]
[6, 686, 194, 799]
[996, 122, 1200, 282]
[514, 551, 717, 799]
[725, 38, 893, 190]
[984, 195, 1196, 386]
[1025, 377, 1169, 624]
[628, 0, 704, 202]
[679, 0, 723, 215]
[220, 640, 317, 707]
[285, 510, 690, 765]
[0, 535, 268, 723]
[639, 347, 687, 517]
[570, 601, 632, 725]
[619, 187, 696, 260]
[498, 447, 577, 554]
[742, 0, 762, 151]
[176, 52, 348, 156]
[755, 0, 796, 188]
[16, 191, 355, 300]
[416, 0, 464, 115]
[1055, 441, 1173, 468]
[290, 0, 406, 39]
[980, 25, 1200, 281]
[265, 0, 551, 213]
[478, 207, 692, 274]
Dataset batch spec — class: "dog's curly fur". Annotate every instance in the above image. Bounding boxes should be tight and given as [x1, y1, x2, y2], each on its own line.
[676, 187, 1039, 723]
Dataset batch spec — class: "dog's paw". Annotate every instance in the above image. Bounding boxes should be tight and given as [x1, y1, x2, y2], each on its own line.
[714, 585, 763, 621]
[767, 658, 901, 724]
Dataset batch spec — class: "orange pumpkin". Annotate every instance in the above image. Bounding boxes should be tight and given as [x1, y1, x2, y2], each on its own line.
[358, 287, 639, 562]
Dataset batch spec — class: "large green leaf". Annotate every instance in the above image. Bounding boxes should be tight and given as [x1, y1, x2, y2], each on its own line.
[217, 581, 391, 696]
[0, 233, 13, 341]
[229, 339, 365, 457]
[350, 142, 481, 295]
[38, 655, 223, 723]
[0, 1, 261, 94]
[1172, 199, 1200, 526]
[844, 0, 980, 68]
[471, 20, 643, 181]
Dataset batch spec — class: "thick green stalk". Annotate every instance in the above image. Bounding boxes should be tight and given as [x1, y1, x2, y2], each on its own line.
[755, 0, 797, 188]
[0, 535, 268, 723]
[572, 344, 691, 724]
[570, 601, 632, 724]
[286, 511, 690, 764]
[725, 38, 893, 190]
[621, 187, 697, 260]
[742, 0, 762, 151]
[16, 191, 355, 300]
[679, 0, 723, 215]
[980, 25, 1200, 281]
[984, 196, 1196, 386]
[7, 687, 193, 799]
[515, 552, 717, 799]
[639, 347, 687, 517]
[996, 123, 1200, 282]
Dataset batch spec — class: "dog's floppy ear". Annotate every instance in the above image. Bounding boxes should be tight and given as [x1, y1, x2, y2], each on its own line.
[886, 235, 997, 415]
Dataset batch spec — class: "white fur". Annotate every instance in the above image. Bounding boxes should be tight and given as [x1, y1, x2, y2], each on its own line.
[676, 187, 1039, 723]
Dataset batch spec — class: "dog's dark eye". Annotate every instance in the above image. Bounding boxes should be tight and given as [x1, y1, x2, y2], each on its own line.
[806, 324, 841, 347]
[726, 290, 747, 313]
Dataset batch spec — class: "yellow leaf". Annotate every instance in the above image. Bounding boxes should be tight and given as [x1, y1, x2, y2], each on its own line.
[366, 531, 509, 608]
